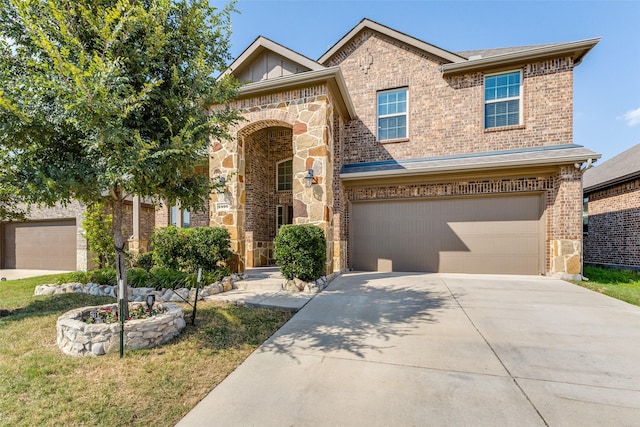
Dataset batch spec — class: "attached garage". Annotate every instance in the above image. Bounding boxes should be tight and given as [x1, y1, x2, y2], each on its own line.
[350, 194, 545, 274]
[2, 220, 77, 270]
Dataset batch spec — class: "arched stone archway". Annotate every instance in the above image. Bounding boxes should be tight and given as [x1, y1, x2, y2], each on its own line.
[209, 96, 336, 273]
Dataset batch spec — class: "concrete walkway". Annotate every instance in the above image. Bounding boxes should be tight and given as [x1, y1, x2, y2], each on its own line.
[178, 272, 640, 426]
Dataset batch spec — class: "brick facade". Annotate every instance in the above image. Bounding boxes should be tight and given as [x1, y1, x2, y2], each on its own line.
[585, 179, 640, 268]
[325, 30, 574, 165]
[205, 20, 595, 277]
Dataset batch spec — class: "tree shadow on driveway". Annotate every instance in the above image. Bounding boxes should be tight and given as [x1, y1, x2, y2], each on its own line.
[260, 272, 451, 360]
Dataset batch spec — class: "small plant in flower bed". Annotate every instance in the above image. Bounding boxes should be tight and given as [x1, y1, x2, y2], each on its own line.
[83, 304, 163, 324]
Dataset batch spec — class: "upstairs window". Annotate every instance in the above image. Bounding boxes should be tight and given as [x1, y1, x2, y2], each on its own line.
[484, 71, 521, 129]
[277, 159, 292, 191]
[377, 88, 407, 141]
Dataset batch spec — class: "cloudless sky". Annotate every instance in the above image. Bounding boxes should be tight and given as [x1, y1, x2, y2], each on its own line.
[215, 0, 640, 163]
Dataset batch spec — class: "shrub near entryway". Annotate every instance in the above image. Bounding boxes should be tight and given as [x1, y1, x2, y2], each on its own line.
[274, 225, 326, 281]
[151, 226, 232, 274]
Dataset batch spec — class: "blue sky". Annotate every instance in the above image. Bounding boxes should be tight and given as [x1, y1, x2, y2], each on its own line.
[218, 0, 640, 163]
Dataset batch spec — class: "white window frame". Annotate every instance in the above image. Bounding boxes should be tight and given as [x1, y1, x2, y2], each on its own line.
[484, 70, 523, 129]
[276, 158, 293, 192]
[377, 87, 408, 141]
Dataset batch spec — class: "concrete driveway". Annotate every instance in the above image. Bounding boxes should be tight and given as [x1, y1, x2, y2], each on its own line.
[0, 269, 70, 281]
[178, 272, 640, 426]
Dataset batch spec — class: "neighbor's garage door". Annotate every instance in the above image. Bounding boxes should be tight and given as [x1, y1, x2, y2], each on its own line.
[350, 194, 544, 274]
[3, 220, 77, 270]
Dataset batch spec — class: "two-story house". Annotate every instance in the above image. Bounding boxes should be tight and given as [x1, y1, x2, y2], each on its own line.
[194, 19, 600, 279]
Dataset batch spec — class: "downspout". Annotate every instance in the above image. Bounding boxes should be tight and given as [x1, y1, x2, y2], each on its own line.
[577, 158, 594, 279]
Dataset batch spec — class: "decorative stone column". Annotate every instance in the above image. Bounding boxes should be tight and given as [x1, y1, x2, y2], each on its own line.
[209, 135, 244, 272]
[548, 166, 583, 279]
[291, 100, 335, 274]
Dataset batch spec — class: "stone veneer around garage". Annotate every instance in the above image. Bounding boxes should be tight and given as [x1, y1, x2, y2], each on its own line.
[57, 303, 185, 357]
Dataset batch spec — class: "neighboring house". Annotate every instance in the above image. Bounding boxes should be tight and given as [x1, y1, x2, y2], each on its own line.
[0, 198, 155, 271]
[200, 18, 600, 278]
[583, 144, 640, 270]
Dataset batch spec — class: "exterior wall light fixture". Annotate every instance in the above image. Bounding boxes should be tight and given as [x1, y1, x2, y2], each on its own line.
[217, 175, 226, 194]
[304, 168, 314, 188]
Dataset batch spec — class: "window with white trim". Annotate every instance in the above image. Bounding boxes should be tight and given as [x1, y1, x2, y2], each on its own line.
[484, 71, 522, 129]
[276, 159, 292, 191]
[377, 88, 407, 141]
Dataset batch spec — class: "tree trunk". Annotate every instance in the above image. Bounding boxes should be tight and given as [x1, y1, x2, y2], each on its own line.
[111, 185, 129, 320]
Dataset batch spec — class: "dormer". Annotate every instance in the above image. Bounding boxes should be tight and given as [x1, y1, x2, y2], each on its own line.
[222, 36, 325, 84]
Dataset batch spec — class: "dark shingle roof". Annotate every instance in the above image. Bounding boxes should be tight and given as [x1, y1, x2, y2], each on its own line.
[456, 43, 563, 59]
[341, 144, 600, 179]
[583, 144, 640, 192]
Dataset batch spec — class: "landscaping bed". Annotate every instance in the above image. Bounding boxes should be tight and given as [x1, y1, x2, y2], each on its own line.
[0, 274, 293, 426]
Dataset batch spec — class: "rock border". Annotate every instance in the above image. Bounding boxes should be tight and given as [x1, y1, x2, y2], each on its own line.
[56, 303, 185, 356]
[34, 274, 243, 302]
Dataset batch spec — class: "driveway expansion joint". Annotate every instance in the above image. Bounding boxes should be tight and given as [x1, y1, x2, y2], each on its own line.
[440, 276, 550, 427]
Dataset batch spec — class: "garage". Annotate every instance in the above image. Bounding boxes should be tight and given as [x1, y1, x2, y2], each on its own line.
[2, 220, 77, 270]
[350, 194, 544, 274]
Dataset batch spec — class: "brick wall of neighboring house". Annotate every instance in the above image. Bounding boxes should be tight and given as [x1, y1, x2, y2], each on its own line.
[584, 178, 640, 268]
[324, 29, 574, 165]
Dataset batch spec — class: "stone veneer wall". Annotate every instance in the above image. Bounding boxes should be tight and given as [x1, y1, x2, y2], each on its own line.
[210, 85, 335, 273]
[584, 178, 640, 269]
[57, 303, 185, 356]
[343, 167, 584, 277]
[323, 29, 574, 165]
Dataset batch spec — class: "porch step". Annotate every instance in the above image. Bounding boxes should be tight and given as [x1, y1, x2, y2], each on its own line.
[235, 267, 285, 291]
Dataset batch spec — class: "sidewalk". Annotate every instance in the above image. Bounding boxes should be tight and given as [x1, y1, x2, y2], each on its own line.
[204, 287, 315, 311]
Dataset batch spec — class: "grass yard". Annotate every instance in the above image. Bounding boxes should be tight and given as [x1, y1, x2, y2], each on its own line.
[575, 265, 640, 307]
[0, 274, 293, 427]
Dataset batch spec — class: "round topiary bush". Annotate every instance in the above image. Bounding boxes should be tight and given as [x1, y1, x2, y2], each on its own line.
[274, 225, 326, 282]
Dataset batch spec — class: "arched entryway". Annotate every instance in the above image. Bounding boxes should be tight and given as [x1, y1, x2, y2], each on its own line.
[242, 123, 294, 266]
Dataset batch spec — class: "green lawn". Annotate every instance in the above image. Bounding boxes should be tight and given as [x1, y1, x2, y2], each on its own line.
[0, 274, 293, 427]
[574, 265, 640, 307]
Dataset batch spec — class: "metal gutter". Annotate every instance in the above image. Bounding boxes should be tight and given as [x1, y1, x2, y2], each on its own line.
[441, 37, 600, 75]
[340, 150, 601, 180]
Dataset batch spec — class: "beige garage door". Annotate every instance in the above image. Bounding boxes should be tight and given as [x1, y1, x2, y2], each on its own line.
[350, 194, 544, 274]
[3, 220, 77, 270]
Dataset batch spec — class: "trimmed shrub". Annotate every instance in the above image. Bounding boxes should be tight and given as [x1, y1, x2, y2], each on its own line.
[133, 252, 154, 271]
[274, 225, 326, 281]
[150, 226, 184, 271]
[150, 226, 231, 274]
[183, 227, 231, 273]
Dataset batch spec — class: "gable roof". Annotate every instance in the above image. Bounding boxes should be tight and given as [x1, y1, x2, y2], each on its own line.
[318, 18, 466, 65]
[222, 36, 325, 78]
[584, 144, 640, 192]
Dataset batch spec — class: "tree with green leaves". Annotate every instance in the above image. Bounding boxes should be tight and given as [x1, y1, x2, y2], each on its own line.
[0, 0, 240, 313]
[82, 202, 115, 269]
